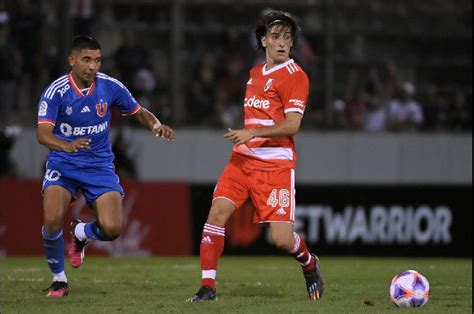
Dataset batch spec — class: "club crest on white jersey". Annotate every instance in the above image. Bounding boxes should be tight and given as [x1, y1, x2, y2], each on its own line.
[264, 78, 274, 92]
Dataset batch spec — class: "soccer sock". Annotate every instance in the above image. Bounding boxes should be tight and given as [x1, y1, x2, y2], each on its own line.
[53, 271, 67, 283]
[200, 223, 225, 289]
[41, 227, 67, 282]
[74, 222, 87, 241]
[83, 221, 108, 241]
[290, 232, 315, 271]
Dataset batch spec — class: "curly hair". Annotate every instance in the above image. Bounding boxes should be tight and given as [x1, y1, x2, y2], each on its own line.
[255, 11, 300, 54]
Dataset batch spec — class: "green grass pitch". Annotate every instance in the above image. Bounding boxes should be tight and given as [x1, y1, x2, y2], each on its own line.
[1, 256, 471, 313]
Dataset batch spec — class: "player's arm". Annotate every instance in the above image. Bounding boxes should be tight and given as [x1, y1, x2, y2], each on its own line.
[37, 123, 91, 153]
[225, 112, 302, 145]
[133, 107, 175, 141]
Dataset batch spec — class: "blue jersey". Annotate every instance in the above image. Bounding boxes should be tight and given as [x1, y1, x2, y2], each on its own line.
[37, 72, 141, 166]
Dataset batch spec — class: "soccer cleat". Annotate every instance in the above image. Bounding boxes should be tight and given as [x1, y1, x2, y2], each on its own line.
[303, 254, 324, 300]
[68, 219, 90, 268]
[188, 286, 217, 302]
[43, 281, 70, 298]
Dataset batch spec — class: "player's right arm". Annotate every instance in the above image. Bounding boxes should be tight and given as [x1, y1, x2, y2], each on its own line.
[37, 123, 91, 153]
[36, 84, 90, 153]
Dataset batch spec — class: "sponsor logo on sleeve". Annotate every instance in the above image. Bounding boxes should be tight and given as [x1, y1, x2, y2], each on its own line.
[289, 99, 305, 107]
[38, 101, 48, 116]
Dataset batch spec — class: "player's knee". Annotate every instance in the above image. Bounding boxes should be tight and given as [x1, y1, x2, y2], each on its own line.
[43, 212, 63, 231]
[207, 205, 231, 226]
[272, 236, 293, 252]
[100, 223, 123, 240]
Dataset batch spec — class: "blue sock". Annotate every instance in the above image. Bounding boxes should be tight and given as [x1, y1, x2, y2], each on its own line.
[41, 227, 64, 275]
[84, 222, 108, 241]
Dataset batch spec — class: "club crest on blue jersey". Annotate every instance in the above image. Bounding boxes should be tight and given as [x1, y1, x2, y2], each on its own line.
[96, 102, 108, 117]
[66, 106, 73, 116]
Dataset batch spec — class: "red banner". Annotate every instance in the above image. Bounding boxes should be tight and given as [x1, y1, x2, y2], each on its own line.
[0, 177, 192, 256]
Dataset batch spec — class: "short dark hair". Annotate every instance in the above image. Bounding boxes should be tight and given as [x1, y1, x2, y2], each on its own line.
[255, 11, 300, 53]
[71, 35, 101, 52]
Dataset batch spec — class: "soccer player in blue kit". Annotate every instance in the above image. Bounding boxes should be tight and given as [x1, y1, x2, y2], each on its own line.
[37, 35, 175, 297]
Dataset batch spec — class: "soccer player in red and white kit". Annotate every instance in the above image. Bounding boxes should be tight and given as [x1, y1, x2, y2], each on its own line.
[190, 11, 324, 302]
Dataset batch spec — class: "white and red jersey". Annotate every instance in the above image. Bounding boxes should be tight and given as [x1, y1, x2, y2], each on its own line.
[231, 59, 309, 171]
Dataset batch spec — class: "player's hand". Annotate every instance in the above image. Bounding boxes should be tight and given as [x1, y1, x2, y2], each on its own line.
[152, 123, 175, 141]
[224, 128, 255, 145]
[62, 138, 91, 153]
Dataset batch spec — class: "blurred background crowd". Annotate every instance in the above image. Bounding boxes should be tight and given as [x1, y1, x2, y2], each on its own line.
[0, 0, 471, 133]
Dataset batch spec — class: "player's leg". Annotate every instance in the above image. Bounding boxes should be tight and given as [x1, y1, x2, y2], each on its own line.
[190, 163, 248, 302]
[68, 165, 124, 268]
[269, 221, 323, 300]
[42, 185, 72, 297]
[68, 191, 123, 267]
[92, 191, 124, 240]
[189, 198, 235, 302]
[254, 168, 324, 300]
[73, 190, 123, 242]
[269, 222, 315, 270]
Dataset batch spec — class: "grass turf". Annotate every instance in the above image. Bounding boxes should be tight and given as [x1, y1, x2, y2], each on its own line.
[0, 256, 471, 313]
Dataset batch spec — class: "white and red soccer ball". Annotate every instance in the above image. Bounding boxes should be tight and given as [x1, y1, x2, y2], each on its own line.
[389, 270, 430, 308]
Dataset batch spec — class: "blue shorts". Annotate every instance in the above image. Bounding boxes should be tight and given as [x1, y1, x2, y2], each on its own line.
[42, 160, 124, 206]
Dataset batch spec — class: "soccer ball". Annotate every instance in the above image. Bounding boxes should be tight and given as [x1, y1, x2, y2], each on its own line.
[389, 270, 430, 308]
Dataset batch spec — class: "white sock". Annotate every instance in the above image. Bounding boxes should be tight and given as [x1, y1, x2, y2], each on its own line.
[53, 271, 67, 283]
[74, 223, 87, 241]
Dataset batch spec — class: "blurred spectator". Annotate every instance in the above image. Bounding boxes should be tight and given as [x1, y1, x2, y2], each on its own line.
[362, 82, 387, 132]
[386, 82, 424, 132]
[187, 52, 220, 127]
[0, 126, 21, 176]
[114, 30, 150, 93]
[9, 0, 47, 115]
[154, 92, 173, 126]
[345, 86, 369, 131]
[133, 68, 156, 109]
[70, 0, 95, 36]
[0, 11, 19, 127]
[420, 85, 440, 131]
[0, 1, 470, 133]
[450, 91, 471, 131]
[363, 67, 392, 132]
[94, 4, 121, 60]
[331, 98, 348, 129]
[433, 91, 452, 131]
[112, 128, 137, 179]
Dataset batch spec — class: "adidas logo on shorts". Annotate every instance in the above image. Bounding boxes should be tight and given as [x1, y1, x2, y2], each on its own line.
[275, 207, 287, 215]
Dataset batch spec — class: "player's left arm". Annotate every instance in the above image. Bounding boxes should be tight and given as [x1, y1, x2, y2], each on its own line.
[112, 79, 175, 141]
[225, 113, 302, 145]
[133, 107, 175, 141]
[225, 70, 308, 145]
